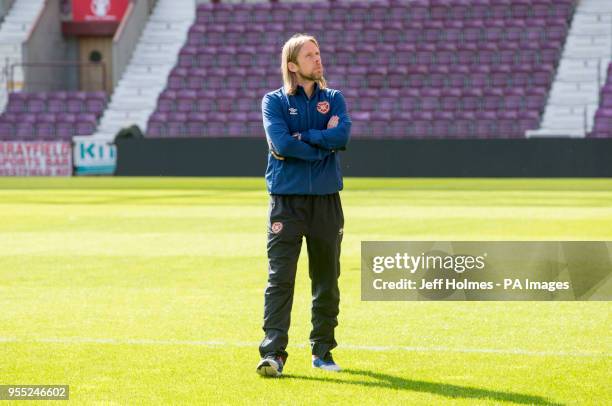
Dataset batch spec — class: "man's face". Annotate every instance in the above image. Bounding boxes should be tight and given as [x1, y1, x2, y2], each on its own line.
[291, 41, 324, 82]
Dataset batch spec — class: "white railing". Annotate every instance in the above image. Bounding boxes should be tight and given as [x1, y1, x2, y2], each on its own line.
[0, 58, 10, 114]
[0, 57, 8, 81]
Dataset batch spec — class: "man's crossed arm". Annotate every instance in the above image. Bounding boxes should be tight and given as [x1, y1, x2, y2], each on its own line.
[263, 92, 351, 161]
[298, 92, 351, 151]
[263, 94, 332, 162]
[270, 116, 338, 160]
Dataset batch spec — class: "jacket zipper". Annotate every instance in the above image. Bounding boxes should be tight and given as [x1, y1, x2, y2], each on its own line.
[306, 98, 312, 193]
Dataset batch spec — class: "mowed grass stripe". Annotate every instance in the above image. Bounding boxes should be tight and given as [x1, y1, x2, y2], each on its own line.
[1, 336, 609, 357]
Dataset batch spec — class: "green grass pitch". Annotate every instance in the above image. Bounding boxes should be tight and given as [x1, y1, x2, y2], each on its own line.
[0, 177, 610, 405]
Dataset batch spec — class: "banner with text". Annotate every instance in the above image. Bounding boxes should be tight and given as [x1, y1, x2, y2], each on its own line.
[73, 136, 116, 175]
[0, 142, 72, 176]
[361, 242, 611, 301]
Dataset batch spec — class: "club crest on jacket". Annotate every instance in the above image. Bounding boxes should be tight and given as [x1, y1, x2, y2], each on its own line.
[316, 101, 330, 114]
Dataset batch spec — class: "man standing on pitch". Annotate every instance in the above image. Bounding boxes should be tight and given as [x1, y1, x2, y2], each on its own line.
[257, 34, 352, 377]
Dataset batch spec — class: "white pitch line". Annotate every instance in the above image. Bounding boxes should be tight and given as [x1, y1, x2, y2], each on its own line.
[0, 336, 609, 358]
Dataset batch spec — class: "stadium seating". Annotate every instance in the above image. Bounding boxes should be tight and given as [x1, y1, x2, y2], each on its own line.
[589, 63, 612, 138]
[0, 91, 108, 140]
[147, 0, 576, 139]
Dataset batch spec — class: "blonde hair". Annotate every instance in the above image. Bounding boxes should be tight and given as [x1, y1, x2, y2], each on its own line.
[281, 34, 327, 95]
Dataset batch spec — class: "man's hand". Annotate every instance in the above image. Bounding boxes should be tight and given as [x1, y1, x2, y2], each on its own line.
[327, 115, 339, 129]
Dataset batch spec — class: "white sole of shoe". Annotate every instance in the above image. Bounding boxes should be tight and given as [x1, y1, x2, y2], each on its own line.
[312, 365, 341, 372]
[257, 360, 281, 377]
[257, 365, 281, 377]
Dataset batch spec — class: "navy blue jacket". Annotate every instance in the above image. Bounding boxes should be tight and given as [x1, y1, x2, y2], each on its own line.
[262, 83, 352, 195]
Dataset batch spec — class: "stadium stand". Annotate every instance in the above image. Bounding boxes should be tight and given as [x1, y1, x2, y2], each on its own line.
[0, 0, 45, 111]
[145, 0, 575, 139]
[528, 0, 612, 137]
[0, 91, 108, 139]
[589, 62, 612, 137]
[92, 0, 195, 139]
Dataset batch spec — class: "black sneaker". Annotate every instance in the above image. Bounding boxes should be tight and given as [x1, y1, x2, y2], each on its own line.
[256, 355, 285, 377]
